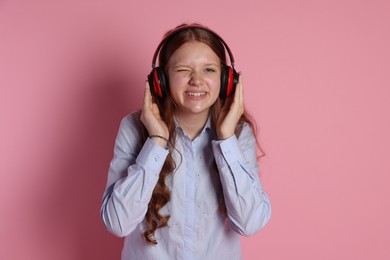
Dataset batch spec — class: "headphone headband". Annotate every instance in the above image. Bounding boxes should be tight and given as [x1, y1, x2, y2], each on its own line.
[151, 24, 235, 69]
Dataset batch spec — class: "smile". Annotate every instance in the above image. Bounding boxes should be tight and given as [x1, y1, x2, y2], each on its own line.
[185, 91, 206, 97]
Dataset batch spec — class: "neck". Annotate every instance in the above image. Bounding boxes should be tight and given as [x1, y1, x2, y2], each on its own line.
[175, 110, 209, 140]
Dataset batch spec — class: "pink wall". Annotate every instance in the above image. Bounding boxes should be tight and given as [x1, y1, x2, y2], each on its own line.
[1, 0, 389, 259]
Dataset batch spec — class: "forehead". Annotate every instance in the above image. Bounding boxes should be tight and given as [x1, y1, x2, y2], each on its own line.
[168, 41, 220, 64]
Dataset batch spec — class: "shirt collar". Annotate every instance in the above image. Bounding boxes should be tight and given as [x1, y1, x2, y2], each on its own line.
[174, 115, 212, 138]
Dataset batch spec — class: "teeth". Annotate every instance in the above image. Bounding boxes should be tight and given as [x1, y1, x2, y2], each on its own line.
[186, 92, 206, 97]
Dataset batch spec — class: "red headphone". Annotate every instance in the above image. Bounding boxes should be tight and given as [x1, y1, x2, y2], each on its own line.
[148, 24, 238, 100]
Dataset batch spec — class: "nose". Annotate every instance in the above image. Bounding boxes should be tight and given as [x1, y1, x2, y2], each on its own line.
[189, 72, 203, 86]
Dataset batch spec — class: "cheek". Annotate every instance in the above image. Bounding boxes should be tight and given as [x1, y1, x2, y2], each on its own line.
[209, 72, 221, 86]
[168, 73, 186, 89]
[207, 77, 221, 93]
[168, 79, 180, 96]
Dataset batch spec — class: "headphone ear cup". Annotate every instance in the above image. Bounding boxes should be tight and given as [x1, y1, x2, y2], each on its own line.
[156, 67, 168, 98]
[148, 67, 168, 98]
[220, 65, 228, 99]
[220, 66, 238, 99]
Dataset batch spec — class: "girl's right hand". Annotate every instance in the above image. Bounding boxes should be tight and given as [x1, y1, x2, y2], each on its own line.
[140, 82, 169, 146]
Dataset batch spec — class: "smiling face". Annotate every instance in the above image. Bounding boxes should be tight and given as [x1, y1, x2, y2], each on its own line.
[167, 41, 221, 118]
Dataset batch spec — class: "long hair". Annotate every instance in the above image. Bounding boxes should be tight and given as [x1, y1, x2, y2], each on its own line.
[140, 24, 261, 244]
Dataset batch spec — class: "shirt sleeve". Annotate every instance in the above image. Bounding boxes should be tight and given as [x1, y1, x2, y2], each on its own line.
[100, 114, 169, 237]
[211, 124, 271, 236]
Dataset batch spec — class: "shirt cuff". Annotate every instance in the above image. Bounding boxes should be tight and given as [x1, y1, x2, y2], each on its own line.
[136, 138, 169, 173]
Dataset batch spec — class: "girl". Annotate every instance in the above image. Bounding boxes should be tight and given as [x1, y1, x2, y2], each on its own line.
[101, 24, 271, 260]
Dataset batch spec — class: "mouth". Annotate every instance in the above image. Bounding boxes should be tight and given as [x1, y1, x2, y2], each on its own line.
[185, 91, 206, 97]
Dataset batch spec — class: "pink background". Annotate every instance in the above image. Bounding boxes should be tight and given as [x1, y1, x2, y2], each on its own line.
[1, 0, 389, 259]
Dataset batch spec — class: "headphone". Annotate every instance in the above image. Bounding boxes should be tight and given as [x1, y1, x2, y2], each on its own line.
[147, 24, 238, 100]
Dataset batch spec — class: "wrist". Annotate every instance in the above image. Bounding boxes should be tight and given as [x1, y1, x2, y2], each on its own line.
[149, 135, 169, 148]
[217, 132, 234, 140]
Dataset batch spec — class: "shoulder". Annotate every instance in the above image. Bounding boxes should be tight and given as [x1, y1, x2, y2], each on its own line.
[116, 110, 145, 151]
[120, 110, 142, 130]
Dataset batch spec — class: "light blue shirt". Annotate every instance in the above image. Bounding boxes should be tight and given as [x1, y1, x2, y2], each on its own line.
[101, 112, 271, 260]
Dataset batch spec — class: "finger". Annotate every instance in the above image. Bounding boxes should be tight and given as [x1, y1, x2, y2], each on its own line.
[143, 81, 152, 109]
[238, 73, 244, 98]
[233, 76, 242, 106]
[152, 103, 162, 118]
[235, 73, 244, 107]
[238, 72, 243, 85]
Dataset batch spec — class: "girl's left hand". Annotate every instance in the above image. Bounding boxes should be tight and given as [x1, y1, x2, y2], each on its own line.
[217, 73, 245, 140]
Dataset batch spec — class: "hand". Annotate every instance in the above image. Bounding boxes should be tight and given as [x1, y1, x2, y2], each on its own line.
[217, 73, 244, 140]
[140, 82, 169, 146]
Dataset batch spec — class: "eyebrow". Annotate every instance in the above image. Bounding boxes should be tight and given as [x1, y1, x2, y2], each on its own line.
[204, 63, 219, 67]
[172, 64, 191, 68]
[172, 63, 219, 68]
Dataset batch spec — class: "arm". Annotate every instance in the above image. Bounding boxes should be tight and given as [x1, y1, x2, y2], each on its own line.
[212, 125, 271, 236]
[101, 83, 170, 237]
[214, 74, 271, 235]
[100, 115, 169, 237]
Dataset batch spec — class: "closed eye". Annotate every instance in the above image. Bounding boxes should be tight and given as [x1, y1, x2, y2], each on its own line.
[174, 67, 191, 72]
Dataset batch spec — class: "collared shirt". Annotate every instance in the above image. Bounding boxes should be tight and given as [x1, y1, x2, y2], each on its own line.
[101, 112, 271, 260]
